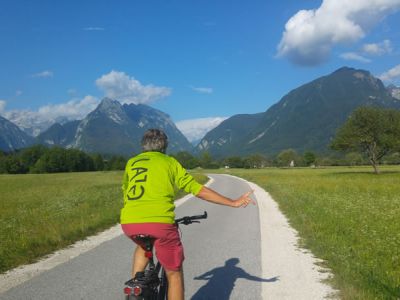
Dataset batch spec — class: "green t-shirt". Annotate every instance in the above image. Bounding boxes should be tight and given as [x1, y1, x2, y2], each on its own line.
[121, 151, 203, 224]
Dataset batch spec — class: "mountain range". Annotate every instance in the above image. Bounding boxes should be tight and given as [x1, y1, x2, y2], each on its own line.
[196, 67, 400, 157]
[37, 98, 193, 156]
[1, 99, 192, 155]
[1, 67, 400, 157]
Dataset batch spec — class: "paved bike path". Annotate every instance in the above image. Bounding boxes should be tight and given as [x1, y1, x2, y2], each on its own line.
[177, 174, 265, 299]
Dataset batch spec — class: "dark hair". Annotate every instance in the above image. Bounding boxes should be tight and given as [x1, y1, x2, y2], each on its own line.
[141, 129, 168, 153]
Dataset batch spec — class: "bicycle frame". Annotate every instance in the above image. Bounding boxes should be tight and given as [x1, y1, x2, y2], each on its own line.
[124, 211, 207, 300]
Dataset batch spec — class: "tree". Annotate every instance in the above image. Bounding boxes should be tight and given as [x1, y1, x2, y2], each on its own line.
[383, 152, 400, 165]
[172, 151, 199, 169]
[92, 153, 105, 171]
[223, 156, 244, 168]
[277, 149, 299, 167]
[303, 151, 316, 166]
[32, 147, 67, 173]
[20, 144, 47, 172]
[0, 152, 6, 173]
[331, 106, 400, 173]
[5, 156, 27, 174]
[243, 154, 268, 168]
[345, 152, 364, 166]
[198, 152, 216, 169]
[105, 155, 127, 170]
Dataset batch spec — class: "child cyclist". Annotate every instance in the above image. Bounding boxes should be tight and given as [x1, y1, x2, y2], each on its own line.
[121, 128, 255, 300]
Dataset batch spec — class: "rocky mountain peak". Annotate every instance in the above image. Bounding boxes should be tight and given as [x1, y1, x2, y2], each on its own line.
[387, 84, 400, 100]
[93, 98, 128, 125]
[0, 115, 34, 151]
[97, 97, 122, 111]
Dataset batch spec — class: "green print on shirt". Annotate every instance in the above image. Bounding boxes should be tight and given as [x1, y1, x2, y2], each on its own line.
[127, 158, 150, 200]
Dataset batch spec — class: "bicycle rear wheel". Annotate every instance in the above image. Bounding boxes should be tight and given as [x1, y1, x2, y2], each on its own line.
[157, 269, 168, 300]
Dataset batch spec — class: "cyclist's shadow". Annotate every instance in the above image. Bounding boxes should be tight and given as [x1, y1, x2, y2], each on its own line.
[191, 258, 278, 300]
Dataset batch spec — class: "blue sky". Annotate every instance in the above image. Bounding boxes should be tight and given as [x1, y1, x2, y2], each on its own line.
[1, 0, 400, 141]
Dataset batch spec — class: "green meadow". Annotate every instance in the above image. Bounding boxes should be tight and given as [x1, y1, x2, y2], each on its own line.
[222, 166, 400, 300]
[0, 171, 207, 273]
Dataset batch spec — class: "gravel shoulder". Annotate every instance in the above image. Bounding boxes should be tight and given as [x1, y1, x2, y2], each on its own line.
[242, 176, 338, 299]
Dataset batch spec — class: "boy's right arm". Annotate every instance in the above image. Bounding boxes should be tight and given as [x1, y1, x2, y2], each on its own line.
[196, 186, 255, 208]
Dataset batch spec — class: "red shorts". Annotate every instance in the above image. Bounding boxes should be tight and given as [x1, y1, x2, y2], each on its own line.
[121, 223, 184, 271]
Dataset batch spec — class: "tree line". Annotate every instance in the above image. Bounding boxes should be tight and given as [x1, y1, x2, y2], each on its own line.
[0, 145, 126, 174]
[173, 148, 400, 170]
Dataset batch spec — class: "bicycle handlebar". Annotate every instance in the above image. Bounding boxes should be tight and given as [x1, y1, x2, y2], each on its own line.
[175, 211, 207, 225]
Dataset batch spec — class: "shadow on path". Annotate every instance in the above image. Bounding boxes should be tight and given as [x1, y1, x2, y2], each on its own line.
[191, 258, 279, 300]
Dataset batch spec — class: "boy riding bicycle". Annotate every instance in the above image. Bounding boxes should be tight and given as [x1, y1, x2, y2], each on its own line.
[121, 129, 254, 300]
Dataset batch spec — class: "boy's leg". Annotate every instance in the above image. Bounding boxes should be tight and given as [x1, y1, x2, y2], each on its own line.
[132, 245, 149, 278]
[165, 269, 184, 300]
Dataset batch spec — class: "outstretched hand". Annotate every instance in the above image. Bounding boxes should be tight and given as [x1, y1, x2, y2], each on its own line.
[233, 190, 256, 208]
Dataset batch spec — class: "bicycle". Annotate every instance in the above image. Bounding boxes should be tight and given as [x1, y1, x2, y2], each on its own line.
[123, 211, 208, 300]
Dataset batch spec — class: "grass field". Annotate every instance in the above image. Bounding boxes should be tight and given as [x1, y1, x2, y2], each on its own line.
[0, 171, 207, 274]
[221, 166, 400, 300]
[1, 167, 399, 299]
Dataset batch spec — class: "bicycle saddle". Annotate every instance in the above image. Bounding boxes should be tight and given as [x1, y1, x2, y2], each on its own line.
[131, 234, 156, 251]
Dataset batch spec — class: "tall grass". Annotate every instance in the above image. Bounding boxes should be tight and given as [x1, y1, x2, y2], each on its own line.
[0, 171, 207, 273]
[223, 166, 400, 299]
[0, 171, 123, 273]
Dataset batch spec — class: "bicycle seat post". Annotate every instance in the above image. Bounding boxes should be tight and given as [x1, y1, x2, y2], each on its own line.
[132, 235, 156, 271]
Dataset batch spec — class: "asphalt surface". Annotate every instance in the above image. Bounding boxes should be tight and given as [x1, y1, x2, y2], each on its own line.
[1, 174, 265, 300]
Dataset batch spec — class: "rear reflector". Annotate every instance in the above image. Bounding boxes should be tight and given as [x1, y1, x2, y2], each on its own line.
[133, 285, 142, 296]
[124, 287, 132, 295]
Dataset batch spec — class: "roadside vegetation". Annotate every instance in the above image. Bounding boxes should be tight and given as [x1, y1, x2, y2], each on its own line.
[222, 166, 400, 300]
[0, 145, 127, 174]
[0, 171, 207, 273]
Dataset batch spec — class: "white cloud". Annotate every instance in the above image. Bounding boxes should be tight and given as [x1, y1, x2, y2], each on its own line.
[379, 64, 400, 82]
[32, 70, 54, 78]
[362, 39, 393, 55]
[96, 70, 171, 104]
[190, 86, 213, 94]
[83, 27, 105, 31]
[176, 117, 228, 143]
[277, 0, 400, 66]
[3, 95, 99, 136]
[0, 100, 6, 114]
[36, 96, 99, 120]
[340, 52, 371, 63]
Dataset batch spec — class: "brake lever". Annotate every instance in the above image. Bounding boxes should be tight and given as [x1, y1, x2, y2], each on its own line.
[181, 220, 200, 225]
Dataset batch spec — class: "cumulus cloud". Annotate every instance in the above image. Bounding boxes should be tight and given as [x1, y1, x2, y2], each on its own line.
[379, 64, 400, 82]
[277, 0, 400, 66]
[3, 95, 99, 136]
[190, 86, 213, 94]
[176, 117, 228, 143]
[31, 70, 54, 78]
[362, 39, 393, 55]
[96, 70, 171, 104]
[340, 52, 371, 63]
[36, 96, 99, 120]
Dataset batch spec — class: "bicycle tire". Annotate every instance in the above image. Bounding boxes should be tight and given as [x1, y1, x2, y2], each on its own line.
[157, 268, 168, 300]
